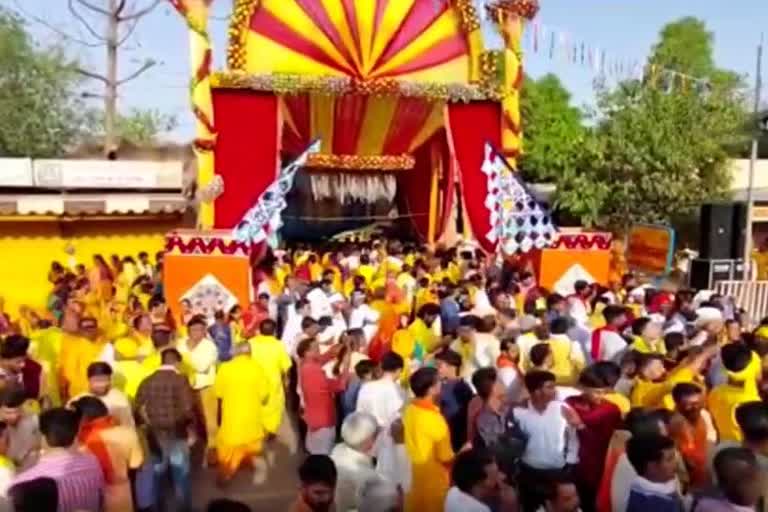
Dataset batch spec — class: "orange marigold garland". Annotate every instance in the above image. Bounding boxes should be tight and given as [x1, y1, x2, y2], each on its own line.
[227, 0, 259, 69]
[485, 0, 540, 20]
[210, 72, 504, 102]
[305, 153, 415, 171]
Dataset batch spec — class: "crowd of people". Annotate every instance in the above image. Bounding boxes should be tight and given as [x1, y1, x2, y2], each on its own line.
[0, 240, 765, 512]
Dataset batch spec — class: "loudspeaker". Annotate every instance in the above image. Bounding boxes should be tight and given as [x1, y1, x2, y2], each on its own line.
[731, 202, 747, 259]
[699, 203, 746, 259]
[689, 258, 745, 290]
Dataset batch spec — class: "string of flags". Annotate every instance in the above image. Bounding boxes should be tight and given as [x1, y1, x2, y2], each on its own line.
[522, 21, 712, 95]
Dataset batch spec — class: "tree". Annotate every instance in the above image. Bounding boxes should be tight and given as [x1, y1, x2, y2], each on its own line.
[550, 18, 749, 232]
[18, 0, 162, 154]
[0, 9, 87, 157]
[519, 74, 587, 183]
[85, 108, 178, 146]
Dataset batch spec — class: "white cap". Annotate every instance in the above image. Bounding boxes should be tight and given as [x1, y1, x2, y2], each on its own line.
[695, 306, 723, 325]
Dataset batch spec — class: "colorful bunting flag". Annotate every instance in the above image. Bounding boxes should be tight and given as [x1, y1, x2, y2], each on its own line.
[232, 140, 320, 248]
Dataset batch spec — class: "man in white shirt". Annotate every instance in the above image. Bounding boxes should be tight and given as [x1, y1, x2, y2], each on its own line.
[355, 352, 410, 491]
[307, 280, 334, 320]
[177, 315, 219, 460]
[567, 280, 593, 327]
[514, 370, 580, 512]
[590, 305, 629, 363]
[445, 448, 512, 512]
[282, 299, 310, 355]
[330, 412, 380, 512]
[348, 292, 379, 345]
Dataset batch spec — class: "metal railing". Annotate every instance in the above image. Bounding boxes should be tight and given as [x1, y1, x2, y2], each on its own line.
[715, 280, 768, 322]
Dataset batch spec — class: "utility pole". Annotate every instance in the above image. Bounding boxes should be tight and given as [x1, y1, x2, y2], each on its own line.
[744, 34, 763, 279]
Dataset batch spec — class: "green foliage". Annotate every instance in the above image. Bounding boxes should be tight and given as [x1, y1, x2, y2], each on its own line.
[519, 74, 587, 183]
[0, 9, 87, 157]
[86, 108, 178, 146]
[539, 17, 749, 232]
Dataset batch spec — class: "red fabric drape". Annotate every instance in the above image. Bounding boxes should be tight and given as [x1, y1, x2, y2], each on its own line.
[398, 130, 453, 241]
[212, 90, 281, 229]
[445, 102, 502, 253]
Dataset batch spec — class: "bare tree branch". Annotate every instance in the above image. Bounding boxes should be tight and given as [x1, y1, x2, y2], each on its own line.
[116, 0, 129, 16]
[12, 0, 104, 48]
[68, 0, 107, 42]
[75, 67, 110, 84]
[116, 18, 140, 47]
[116, 60, 156, 85]
[73, 0, 111, 16]
[118, 0, 162, 22]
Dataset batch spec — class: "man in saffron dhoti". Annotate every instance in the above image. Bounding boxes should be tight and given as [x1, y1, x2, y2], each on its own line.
[214, 342, 271, 484]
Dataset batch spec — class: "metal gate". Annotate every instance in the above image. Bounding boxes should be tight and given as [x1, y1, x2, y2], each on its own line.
[715, 281, 768, 323]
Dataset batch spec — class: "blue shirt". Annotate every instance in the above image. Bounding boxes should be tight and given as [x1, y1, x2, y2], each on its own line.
[341, 379, 363, 419]
[441, 298, 461, 334]
[208, 323, 232, 362]
[439, 378, 475, 451]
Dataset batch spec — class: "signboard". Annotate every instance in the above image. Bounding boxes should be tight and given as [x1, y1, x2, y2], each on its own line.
[626, 224, 675, 275]
[0, 159, 33, 187]
[32, 160, 180, 189]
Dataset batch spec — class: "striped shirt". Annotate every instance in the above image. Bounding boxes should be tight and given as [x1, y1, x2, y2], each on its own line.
[11, 449, 104, 512]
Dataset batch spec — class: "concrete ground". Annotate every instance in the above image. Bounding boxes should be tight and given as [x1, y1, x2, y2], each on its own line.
[190, 415, 303, 510]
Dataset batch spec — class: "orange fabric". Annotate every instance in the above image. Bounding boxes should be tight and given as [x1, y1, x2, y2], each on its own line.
[163, 253, 251, 326]
[596, 431, 629, 512]
[671, 417, 709, 488]
[216, 441, 263, 481]
[79, 416, 118, 483]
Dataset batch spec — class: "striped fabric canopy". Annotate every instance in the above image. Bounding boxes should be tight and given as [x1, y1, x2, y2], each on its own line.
[242, 0, 474, 157]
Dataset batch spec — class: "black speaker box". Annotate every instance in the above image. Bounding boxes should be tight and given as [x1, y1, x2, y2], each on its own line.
[689, 258, 744, 290]
[699, 203, 746, 260]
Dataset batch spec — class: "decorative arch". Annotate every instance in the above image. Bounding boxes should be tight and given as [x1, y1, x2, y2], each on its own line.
[227, 0, 483, 83]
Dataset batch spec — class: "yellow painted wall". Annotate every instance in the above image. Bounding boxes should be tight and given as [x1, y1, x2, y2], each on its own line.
[0, 218, 181, 315]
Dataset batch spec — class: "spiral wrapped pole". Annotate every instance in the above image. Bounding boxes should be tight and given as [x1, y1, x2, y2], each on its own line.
[485, 0, 539, 168]
[168, 0, 216, 228]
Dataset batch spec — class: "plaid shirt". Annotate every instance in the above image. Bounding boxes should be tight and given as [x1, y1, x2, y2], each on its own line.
[135, 367, 194, 439]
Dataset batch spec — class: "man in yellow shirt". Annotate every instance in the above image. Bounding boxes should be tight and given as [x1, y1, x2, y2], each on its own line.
[59, 317, 112, 401]
[709, 343, 761, 442]
[248, 319, 293, 441]
[402, 367, 454, 512]
[113, 314, 154, 399]
[546, 317, 586, 386]
[215, 342, 270, 484]
[407, 303, 441, 360]
[631, 347, 715, 410]
[629, 317, 666, 355]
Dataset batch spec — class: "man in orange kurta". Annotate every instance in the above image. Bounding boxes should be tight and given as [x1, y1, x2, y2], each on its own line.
[73, 396, 144, 512]
[402, 366, 454, 512]
[670, 382, 710, 489]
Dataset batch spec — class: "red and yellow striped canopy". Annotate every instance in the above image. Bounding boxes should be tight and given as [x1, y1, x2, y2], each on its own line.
[281, 93, 445, 157]
[242, 0, 472, 83]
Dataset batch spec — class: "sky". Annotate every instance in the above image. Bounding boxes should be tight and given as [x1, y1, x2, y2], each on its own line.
[4, 0, 766, 142]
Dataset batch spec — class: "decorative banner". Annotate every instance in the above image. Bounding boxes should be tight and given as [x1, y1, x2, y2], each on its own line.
[481, 142, 556, 254]
[626, 224, 676, 275]
[232, 140, 320, 247]
[523, 20, 711, 94]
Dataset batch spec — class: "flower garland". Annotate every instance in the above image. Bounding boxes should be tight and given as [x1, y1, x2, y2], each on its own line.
[210, 72, 505, 102]
[452, 0, 482, 33]
[227, 0, 259, 70]
[305, 153, 415, 171]
[485, 0, 540, 20]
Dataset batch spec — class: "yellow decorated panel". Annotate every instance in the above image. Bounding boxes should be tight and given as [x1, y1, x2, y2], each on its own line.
[238, 0, 475, 85]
